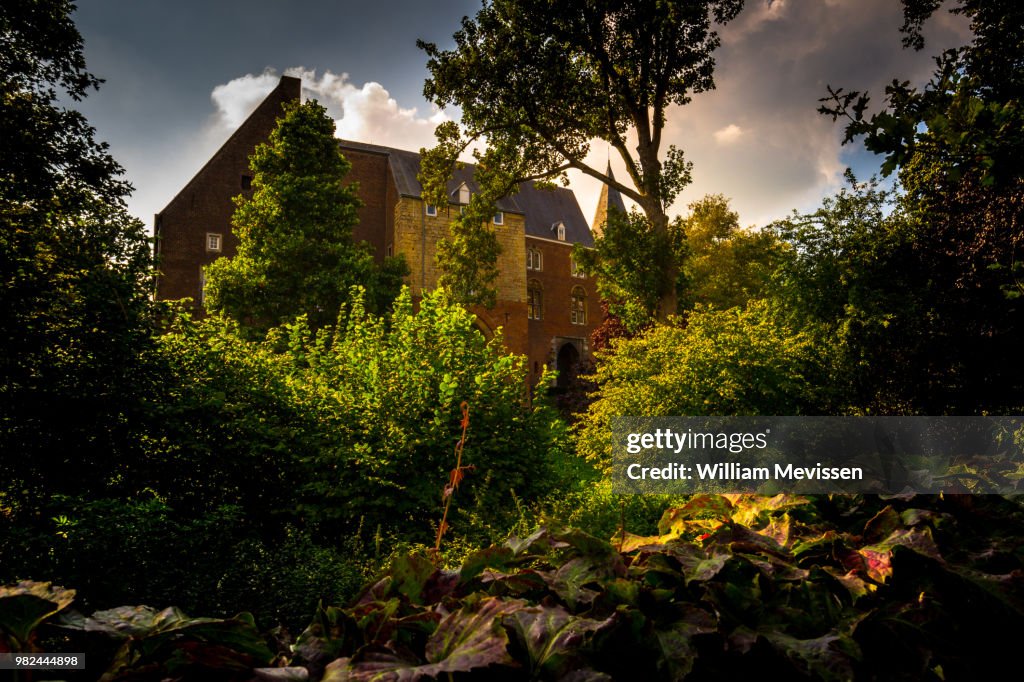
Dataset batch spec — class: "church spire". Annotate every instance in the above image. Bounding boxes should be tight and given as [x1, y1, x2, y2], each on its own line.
[591, 161, 627, 237]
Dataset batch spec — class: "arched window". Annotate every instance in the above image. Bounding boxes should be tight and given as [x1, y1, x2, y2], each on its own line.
[571, 286, 587, 325]
[528, 279, 543, 320]
[527, 247, 542, 271]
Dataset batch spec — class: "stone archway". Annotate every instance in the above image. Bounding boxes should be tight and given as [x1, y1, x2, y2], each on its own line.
[473, 315, 494, 341]
[555, 342, 580, 389]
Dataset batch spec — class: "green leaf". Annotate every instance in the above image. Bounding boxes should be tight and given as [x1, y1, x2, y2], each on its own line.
[327, 597, 524, 680]
[504, 605, 610, 679]
[0, 581, 76, 650]
[389, 553, 438, 604]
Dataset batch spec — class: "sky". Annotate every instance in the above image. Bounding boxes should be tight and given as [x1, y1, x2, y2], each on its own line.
[71, 0, 971, 233]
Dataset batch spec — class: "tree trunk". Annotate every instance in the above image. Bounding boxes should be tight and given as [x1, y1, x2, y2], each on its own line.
[637, 196, 679, 323]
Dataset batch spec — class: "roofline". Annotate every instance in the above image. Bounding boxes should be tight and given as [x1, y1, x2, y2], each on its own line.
[526, 234, 593, 247]
[398, 192, 527, 216]
[156, 76, 300, 218]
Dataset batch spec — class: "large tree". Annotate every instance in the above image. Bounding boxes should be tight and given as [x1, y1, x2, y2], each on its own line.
[204, 100, 407, 334]
[1, 0, 155, 500]
[418, 0, 744, 316]
[820, 0, 1024, 413]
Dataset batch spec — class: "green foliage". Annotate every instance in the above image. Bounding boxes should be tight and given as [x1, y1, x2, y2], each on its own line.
[277, 286, 565, 540]
[821, 0, 1024, 186]
[681, 195, 785, 311]
[296, 493, 1024, 681]
[574, 208, 686, 330]
[0, 581, 75, 652]
[204, 99, 407, 334]
[816, 1, 1024, 413]
[419, 0, 745, 316]
[578, 302, 834, 471]
[7, 494, 1024, 680]
[434, 203, 503, 309]
[1, 0, 156, 508]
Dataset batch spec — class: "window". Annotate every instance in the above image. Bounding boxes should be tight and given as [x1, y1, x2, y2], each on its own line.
[425, 204, 437, 217]
[571, 255, 586, 278]
[528, 280, 543, 320]
[527, 247, 543, 271]
[206, 233, 222, 252]
[558, 224, 566, 241]
[457, 183, 471, 205]
[493, 211, 504, 225]
[240, 174, 252, 190]
[571, 286, 587, 325]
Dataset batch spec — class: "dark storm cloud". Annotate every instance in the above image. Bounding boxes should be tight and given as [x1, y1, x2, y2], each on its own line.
[654, 0, 971, 225]
[70, 0, 971, 228]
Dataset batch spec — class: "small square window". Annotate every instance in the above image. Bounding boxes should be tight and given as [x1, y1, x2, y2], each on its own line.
[493, 211, 504, 225]
[206, 233, 222, 252]
[241, 174, 253, 190]
[425, 204, 437, 217]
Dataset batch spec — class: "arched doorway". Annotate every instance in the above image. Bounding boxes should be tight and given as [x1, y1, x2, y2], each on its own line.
[556, 342, 580, 389]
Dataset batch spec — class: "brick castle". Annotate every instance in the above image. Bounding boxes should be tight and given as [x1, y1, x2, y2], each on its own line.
[154, 76, 626, 384]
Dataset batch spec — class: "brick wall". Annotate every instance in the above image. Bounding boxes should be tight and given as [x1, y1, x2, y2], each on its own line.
[525, 236, 598, 380]
[154, 76, 301, 304]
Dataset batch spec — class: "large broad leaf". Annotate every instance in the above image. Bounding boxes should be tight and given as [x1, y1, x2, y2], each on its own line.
[855, 527, 943, 583]
[0, 581, 76, 650]
[652, 606, 718, 682]
[548, 557, 620, 610]
[325, 597, 524, 681]
[459, 546, 515, 584]
[505, 527, 558, 556]
[664, 542, 731, 585]
[389, 554, 438, 604]
[293, 603, 363, 673]
[722, 494, 811, 527]
[503, 605, 610, 679]
[97, 608, 273, 681]
[763, 630, 861, 682]
[81, 605, 164, 638]
[657, 496, 733, 536]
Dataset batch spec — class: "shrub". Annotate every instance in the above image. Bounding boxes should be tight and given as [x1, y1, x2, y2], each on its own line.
[578, 301, 836, 471]
[279, 287, 567, 541]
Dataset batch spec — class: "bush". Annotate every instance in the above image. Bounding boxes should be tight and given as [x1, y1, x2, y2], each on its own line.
[578, 301, 836, 471]
[277, 286, 567, 541]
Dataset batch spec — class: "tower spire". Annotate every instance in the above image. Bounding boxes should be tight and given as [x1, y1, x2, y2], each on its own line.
[591, 161, 626, 237]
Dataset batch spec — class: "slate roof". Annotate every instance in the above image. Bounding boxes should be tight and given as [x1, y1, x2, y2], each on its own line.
[338, 139, 594, 247]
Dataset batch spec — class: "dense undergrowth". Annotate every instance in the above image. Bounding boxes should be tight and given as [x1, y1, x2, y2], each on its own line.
[5, 493, 1022, 681]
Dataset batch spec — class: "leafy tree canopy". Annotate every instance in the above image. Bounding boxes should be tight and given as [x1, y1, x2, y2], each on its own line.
[1, 0, 155, 502]
[418, 0, 744, 313]
[820, 1, 1024, 413]
[820, 0, 1024, 186]
[204, 100, 407, 335]
[680, 194, 784, 311]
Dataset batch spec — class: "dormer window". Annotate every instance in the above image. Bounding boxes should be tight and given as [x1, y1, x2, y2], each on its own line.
[493, 211, 504, 225]
[455, 182, 471, 205]
[552, 221, 566, 241]
[425, 204, 438, 217]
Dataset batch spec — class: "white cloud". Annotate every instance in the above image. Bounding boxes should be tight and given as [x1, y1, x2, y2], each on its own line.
[713, 123, 745, 145]
[210, 70, 281, 129]
[208, 67, 449, 152]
